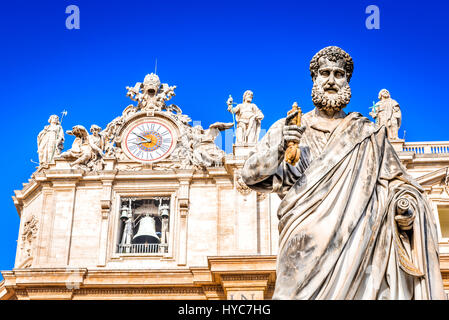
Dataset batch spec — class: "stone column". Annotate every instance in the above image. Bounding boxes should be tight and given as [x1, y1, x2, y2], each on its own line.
[177, 171, 193, 266]
[235, 190, 258, 253]
[230, 144, 259, 254]
[34, 183, 54, 267]
[97, 172, 116, 267]
[208, 167, 233, 255]
[46, 170, 82, 267]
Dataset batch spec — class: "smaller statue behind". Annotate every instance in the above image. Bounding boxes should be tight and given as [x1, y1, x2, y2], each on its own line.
[88, 125, 106, 170]
[227, 90, 264, 144]
[161, 121, 233, 170]
[59, 124, 106, 171]
[37, 115, 64, 167]
[370, 89, 402, 140]
[191, 122, 234, 168]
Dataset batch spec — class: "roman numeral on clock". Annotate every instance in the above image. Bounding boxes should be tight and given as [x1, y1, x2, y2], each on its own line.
[160, 144, 169, 153]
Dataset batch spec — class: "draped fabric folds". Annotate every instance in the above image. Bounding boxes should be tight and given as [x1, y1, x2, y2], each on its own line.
[242, 111, 446, 300]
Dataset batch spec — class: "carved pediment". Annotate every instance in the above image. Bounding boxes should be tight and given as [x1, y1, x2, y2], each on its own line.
[415, 167, 448, 186]
[414, 167, 449, 196]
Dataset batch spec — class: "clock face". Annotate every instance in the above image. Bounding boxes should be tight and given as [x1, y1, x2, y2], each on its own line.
[123, 119, 176, 162]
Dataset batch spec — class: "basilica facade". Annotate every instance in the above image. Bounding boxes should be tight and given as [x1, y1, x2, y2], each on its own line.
[1, 74, 448, 300]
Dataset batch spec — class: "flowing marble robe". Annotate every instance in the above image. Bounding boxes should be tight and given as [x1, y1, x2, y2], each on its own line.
[242, 109, 446, 300]
[37, 123, 64, 165]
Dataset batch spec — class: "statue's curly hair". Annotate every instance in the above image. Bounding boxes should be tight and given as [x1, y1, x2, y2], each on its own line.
[309, 46, 354, 82]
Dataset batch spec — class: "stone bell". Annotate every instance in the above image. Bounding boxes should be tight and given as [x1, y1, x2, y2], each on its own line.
[133, 215, 160, 244]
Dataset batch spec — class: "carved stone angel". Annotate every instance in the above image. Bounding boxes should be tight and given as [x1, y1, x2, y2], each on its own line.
[59, 124, 106, 171]
[191, 122, 233, 167]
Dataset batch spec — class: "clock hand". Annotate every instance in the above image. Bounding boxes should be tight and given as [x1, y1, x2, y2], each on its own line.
[132, 132, 153, 144]
[132, 132, 149, 141]
[130, 141, 149, 146]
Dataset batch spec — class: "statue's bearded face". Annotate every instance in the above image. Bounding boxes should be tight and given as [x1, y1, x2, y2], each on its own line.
[49, 115, 59, 125]
[311, 58, 351, 112]
[244, 92, 253, 103]
[379, 90, 390, 100]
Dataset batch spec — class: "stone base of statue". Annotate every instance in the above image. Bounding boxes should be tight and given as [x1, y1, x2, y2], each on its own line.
[233, 143, 257, 159]
[54, 157, 73, 170]
[390, 138, 405, 153]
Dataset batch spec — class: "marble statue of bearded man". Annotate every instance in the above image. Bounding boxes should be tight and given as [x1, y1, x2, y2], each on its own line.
[375, 89, 402, 140]
[242, 46, 445, 300]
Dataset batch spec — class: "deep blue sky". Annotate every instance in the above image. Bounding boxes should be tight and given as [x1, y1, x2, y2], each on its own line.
[1, 0, 448, 277]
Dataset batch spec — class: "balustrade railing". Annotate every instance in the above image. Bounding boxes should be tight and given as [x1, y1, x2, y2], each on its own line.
[403, 142, 449, 154]
[117, 243, 166, 254]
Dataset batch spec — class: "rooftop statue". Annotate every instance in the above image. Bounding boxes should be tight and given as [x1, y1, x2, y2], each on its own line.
[242, 46, 445, 300]
[37, 115, 64, 167]
[191, 122, 234, 167]
[227, 90, 264, 144]
[126, 73, 177, 114]
[159, 121, 233, 170]
[59, 124, 106, 171]
[370, 89, 402, 140]
[88, 125, 106, 170]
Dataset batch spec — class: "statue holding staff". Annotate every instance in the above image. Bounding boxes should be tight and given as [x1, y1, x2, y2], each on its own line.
[227, 90, 264, 144]
[370, 89, 402, 140]
[37, 114, 64, 167]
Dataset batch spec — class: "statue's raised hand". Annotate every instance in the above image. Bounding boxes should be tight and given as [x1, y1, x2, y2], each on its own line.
[227, 96, 234, 112]
[282, 109, 305, 151]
